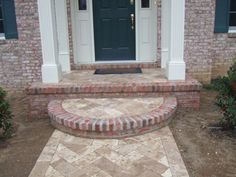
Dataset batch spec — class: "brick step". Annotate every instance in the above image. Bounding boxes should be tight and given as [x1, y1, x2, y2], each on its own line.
[26, 69, 201, 119]
[26, 80, 201, 95]
[74, 62, 159, 70]
[48, 97, 177, 139]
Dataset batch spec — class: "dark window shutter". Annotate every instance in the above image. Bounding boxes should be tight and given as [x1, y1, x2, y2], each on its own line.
[214, 0, 230, 33]
[2, 0, 18, 39]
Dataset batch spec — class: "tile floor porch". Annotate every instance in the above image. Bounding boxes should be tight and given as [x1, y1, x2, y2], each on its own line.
[61, 69, 167, 85]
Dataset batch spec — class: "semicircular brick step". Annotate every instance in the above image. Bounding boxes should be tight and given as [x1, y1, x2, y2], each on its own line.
[48, 97, 177, 139]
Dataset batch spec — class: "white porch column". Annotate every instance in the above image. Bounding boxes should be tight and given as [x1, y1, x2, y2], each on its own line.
[161, 0, 170, 68]
[55, 0, 71, 72]
[38, 0, 62, 83]
[165, 0, 186, 80]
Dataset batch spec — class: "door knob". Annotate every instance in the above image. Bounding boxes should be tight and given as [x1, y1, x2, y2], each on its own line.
[130, 14, 135, 30]
[130, 0, 134, 5]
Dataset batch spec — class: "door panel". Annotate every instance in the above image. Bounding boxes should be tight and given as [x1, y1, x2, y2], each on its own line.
[137, 0, 157, 61]
[93, 0, 135, 61]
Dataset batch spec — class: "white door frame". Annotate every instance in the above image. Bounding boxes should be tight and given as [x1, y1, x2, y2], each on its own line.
[71, 0, 157, 64]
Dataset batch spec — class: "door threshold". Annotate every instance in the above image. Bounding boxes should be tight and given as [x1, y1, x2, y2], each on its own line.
[94, 60, 154, 64]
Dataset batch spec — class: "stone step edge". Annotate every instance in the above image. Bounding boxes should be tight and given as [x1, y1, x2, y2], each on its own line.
[48, 97, 177, 134]
[27, 80, 202, 95]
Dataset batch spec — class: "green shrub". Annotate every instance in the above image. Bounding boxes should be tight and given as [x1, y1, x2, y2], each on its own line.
[0, 87, 13, 138]
[213, 60, 236, 130]
[228, 61, 236, 83]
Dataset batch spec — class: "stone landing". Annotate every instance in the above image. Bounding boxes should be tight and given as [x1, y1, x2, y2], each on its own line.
[48, 97, 177, 138]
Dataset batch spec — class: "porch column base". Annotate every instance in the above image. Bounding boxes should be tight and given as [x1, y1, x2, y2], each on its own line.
[161, 49, 168, 68]
[55, 0, 71, 72]
[42, 64, 62, 83]
[166, 61, 186, 80]
[59, 53, 71, 72]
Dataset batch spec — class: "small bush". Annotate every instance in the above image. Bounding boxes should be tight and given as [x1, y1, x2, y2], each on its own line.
[0, 87, 13, 138]
[213, 60, 236, 130]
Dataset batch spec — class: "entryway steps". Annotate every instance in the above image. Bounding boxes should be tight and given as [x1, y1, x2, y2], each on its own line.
[48, 96, 177, 139]
[27, 80, 201, 95]
[74, 62, 159, 70]
[26, 69, 201, 119]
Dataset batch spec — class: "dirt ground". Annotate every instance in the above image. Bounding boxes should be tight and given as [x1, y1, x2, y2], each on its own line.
[170, 90, 236, 177]
[0, 94, 54, 177]
[0, 90, 235, 177]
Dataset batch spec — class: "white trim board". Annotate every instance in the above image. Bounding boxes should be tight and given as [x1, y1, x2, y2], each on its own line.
[71, 0, 157, 64]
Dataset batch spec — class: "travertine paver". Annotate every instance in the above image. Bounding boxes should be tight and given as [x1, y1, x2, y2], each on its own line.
[61, 69, 167, 85]
[29, 127, 189, 177]
[62, 98, 164, 120]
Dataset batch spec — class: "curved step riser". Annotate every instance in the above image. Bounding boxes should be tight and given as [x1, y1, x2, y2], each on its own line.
[48, 97, 177, 139]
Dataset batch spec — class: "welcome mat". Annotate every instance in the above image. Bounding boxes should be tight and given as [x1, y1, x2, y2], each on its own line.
[94, 67, 142, 74]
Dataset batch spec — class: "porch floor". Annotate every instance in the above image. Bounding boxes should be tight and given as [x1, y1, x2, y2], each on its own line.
[27, 68, 201, 95]
[62, 68, 166, 85]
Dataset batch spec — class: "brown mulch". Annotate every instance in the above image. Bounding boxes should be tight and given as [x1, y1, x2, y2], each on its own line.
[0, 93, 54, 177]
[170, 90, 236, 177]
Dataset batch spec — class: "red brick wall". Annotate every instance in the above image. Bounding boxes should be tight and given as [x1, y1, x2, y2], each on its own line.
[212, 33, 236, 79]
[184, 0, 215, 83]
[0, 0, 42, 90]
[1, 0, 236, 90]
[184, 0, 236, 83]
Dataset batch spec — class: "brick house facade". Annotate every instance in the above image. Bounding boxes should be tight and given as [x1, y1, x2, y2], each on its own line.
[0, 0, 236, 91]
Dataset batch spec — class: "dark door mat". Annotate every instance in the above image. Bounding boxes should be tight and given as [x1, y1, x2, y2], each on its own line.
[94, 67, 142, 74]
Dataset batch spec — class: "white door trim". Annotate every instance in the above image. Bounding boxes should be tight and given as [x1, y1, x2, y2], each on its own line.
[71, 0, 157, 64]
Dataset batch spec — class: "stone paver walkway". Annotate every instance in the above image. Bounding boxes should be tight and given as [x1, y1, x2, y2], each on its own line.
[29, 127, 189, 177]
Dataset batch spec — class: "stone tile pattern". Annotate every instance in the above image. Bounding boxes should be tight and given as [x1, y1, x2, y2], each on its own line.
[62, 98, 164, 120]
[48, 97, 177, 138]
[26, 70, 201, 119]
[29, 127, 189, 177]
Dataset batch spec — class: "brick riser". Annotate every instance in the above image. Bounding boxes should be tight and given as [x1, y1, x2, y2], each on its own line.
[26, 80, 201, 95]
[48, 97, 177, 139]
[26, 79, 201, 119]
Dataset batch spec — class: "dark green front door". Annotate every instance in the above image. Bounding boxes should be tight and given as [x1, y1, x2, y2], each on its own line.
[93, 0, 135, 61]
